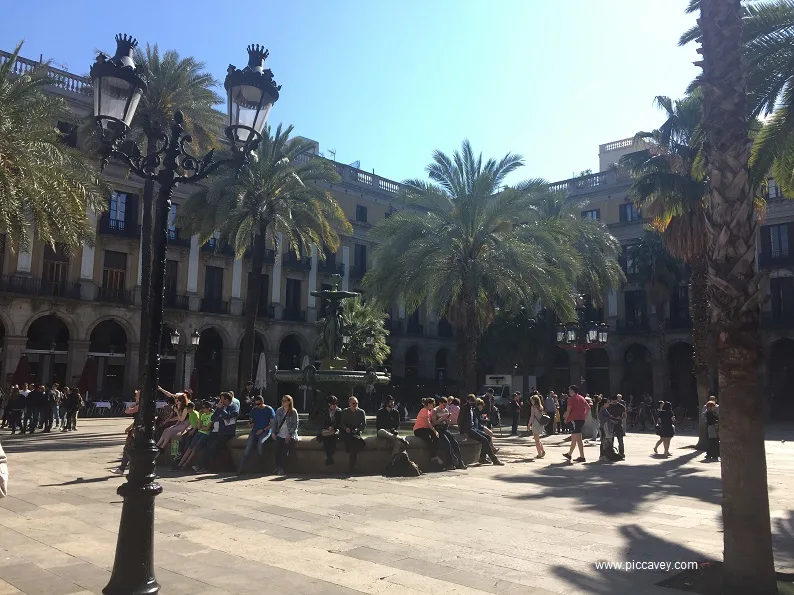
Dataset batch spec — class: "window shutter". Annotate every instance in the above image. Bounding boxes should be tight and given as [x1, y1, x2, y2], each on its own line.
[761, 226, 772, 258]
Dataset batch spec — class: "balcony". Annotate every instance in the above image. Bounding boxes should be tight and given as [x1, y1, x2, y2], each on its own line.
[350, 264, 366, 279]
[283, 253, 312, 270]
[546, 167, 632, 198]
[201, 238, 234, 256]
[760, 251, 794, 269]
[0, 50, 92, 96]
[0, 275, 81, 299]
[666, 316, 692, 331]
[406, 323, 424, 336]
[98, 216, 138, 238]
[282, 308, 306, 322]
[96, 286, 134, 305]
[167, 228, 191, 248]
[762, 311, 794, 329]
[200, 298, 229, 314]
[615, 319, 650, 333]
[318, 260, 345, 275]
[242, 303, 275, 319]
[164, 294, 190, 310]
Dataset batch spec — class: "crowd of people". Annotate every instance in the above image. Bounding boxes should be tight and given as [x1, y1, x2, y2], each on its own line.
[0, 382, 84, 434]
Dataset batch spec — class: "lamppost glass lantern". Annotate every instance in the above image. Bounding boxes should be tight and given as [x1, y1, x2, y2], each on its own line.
[342, 335, 351, 345]
[170, 329, 180, 348]
[597, 324, 608, 344]
[190, 330, 201, 347]
[565, 325, 576, 344]
[365, 335, 374, 347]
[90, 34, 147, 135]
[224, 44, 280, 150]
[586, 323, 598, 344]
[556, 325, 566, 344]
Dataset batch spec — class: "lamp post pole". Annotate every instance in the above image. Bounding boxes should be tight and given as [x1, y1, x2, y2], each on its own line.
[92, 35, 279, 595]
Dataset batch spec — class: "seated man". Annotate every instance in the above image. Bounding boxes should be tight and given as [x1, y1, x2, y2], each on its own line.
[316, 395, 342, 465]
[237, 395, 275, 474]
[458, 394, 503, 465]
[176, 401, 212, 470]
[194, 392, 239, 473]
[340, 396, 366, 473]
[376, 396, 409, 455]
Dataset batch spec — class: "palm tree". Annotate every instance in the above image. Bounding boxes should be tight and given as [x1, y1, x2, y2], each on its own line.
[699, 0, 777, 592]
[630, 232, 685, 401]
[680, 0, 794, 191]
[620, 93, 713, 447]
[0, 42, 105, 250]
[178, 124, 350, 391]
[316, 295, 390, 369]
[79, 44, 224, 388]
[365, 141, 623, 392]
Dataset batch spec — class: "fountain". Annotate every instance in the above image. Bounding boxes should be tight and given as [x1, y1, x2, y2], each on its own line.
[271, 274, 390, 415]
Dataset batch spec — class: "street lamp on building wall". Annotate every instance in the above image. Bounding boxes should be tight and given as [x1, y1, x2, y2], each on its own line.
[92, 34, 279, 595]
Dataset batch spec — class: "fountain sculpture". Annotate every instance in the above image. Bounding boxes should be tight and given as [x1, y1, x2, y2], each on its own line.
[271, 274, 390, 410]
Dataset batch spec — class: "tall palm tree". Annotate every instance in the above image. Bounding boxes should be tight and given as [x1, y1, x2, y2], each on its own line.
[680, 0, 794, 191]
[365, 141, 623, 392]
[0, 42, 105, 250]
[178, 124, 350, 390]
[699, 1, 777, 592]
[620, 93, 713, 446]
[630, 232, 685, 401]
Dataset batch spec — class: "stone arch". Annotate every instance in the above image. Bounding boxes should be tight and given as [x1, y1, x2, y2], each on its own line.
[84, 314, 137, 345]
[0, 309, 14, 338]
[278, 334, 304, 370]
[770, 339, 794, 419]
[274, 330, 311, 360]
[238, 331, 269, 355]
[88, 320, 128, 353]
[622, 343, 654, 399]
[667, 341, 696, 409]
[23, 311, 78, 344]
[584, 348, 610, 396]
[195, 327, 225, 398]
[543, 347, 570, 394]
[25, 314, 71, 387]
[195, 322, 233, 351]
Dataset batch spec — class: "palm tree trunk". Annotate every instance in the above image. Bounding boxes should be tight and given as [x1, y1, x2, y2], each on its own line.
[137, 134, 158, 390]
[461, 293, 479, 395]
[690, 256, 710, 449]
[240, 228, 267, 393]
[656, 310, 668, 401]
[700, 1, 777, 592]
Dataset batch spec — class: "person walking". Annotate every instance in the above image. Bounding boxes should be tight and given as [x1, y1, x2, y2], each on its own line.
[6, 387, 24, 435]
[273, 395, 299, 476]
[653, 401, 675, 456]
[49, 383, 62, 429]
[704, 401, 720, 461]
[562, 385, 590, 463]
[508, 392, 522, 436]
[607, 394, 626, 459]
[527, 394, 546, 459]
[543, 392, 556, 436]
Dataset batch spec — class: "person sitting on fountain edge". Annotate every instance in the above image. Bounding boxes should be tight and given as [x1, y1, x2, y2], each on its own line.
[316, 395, 342, 465]
[341, 396, 366, 473]
[376, 396, 409, 455]
[193, 392, 239, 473]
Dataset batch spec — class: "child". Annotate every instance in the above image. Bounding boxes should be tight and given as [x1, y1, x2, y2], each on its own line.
[177, 402, 213, 470]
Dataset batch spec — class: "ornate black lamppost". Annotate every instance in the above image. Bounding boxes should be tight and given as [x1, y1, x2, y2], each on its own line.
[92, 34, 280, 595]
[555, 295, 609, 388]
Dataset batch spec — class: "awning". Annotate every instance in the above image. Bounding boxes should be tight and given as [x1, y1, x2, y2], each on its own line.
[12, 355, 29, 385]
[77, 357, 98, 396]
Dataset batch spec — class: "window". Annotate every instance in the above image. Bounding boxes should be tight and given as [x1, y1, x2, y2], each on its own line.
[622, 245, 640, 276]
[669, 286, 690, 325]
[43, 244, 69, 292]
[207, 230, 221, 249]
[354, 243, 367, 269]
[355, 205, 368, 223]
[624, 290, 647, 327]
[203, 266, 223, 303]
[247, 272, 270, 310]
[619, 202, 641, 223]
[771, 277, 794, 320]
[168, 204, 178, 239]
[103, 251, 127, 290]
[770, 224, 790, 259]
[581, 209, 600, 220]
[769, 178, 783, 200]
[165, 260, 178, 298]
[109, 192, 127, 231]
[285, 278, 302, 312]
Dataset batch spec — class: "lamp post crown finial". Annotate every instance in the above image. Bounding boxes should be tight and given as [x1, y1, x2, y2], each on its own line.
[246, 44, 270, 70]
[112, 34, 138, 68]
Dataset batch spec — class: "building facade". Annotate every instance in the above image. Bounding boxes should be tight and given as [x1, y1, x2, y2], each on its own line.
[541, 139, 794, 418]
[0, 50, 457, 403]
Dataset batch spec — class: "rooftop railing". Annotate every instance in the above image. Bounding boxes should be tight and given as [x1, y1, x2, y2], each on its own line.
[0, 50, 92, 96]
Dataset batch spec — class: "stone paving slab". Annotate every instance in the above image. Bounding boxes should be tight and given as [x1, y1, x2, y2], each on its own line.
[0, 419, 793, 594]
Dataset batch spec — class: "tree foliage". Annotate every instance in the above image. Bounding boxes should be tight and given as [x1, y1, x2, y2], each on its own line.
[0, 42, 105, 251]
[316, 295, 391, 368]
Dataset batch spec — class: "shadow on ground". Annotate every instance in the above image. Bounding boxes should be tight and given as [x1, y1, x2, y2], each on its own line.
[1, 431, 121, 453]
[494, 450, 717, 513]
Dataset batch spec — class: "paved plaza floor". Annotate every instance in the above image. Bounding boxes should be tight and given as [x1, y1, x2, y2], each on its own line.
[0, 419, 793, 595]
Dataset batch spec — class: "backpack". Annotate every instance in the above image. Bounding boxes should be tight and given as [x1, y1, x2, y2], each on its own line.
[384, 451, 422, 477]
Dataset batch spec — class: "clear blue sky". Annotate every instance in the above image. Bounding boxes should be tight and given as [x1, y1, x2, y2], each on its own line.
[1, 0, 699, 185]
